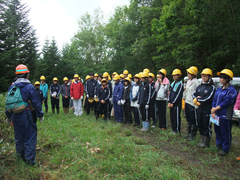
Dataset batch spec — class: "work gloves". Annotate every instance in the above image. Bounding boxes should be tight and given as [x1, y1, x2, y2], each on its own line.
[145, 105, 149, 109]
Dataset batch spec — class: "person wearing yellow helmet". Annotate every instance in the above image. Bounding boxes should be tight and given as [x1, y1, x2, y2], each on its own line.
[102, 72, 113, 119]
[34, 81, 44, 104]
[192, 68, 215, 148]
[96, 79, 110, 121]
[168, 69, 184, 135]
[113, 74, 124, 122]
[71, 74, 84, 116]
[138, 71, 151, 131]
[50, 77, 61, 114]
[156, 69, 170, 130]
[183, 66, 200, 141]
[211, 69, 237, 156]
[40, 76, 49, 113]
[60, 77, 70, 114]
[94, 73, 98, 80]
[123, 70, 129, 78]
[130, 74, 141, 126]
[122, 77, 132, 124]
[85, 72, 98, 115]
[148, 73, 157, 127]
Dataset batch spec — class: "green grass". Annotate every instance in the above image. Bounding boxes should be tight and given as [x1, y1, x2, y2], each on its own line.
[0, 95, 240, 179]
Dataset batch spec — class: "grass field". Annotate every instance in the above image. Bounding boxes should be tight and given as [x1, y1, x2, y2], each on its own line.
[0, 94, 240, 179]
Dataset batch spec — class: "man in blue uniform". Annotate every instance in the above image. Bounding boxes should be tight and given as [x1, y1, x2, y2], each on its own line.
[5, 64, 44, 166]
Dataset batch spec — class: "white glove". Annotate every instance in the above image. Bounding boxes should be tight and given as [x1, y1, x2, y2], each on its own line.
[118, 100, 121, 105]
[81, 96, 83, 100]
[137, 104, 140, 108]
[121, 100, 125, 105]
[86, 94, 89, 98]
[71, 97, 74, 100]
[94, 95, 97, 98]
[39, 117, 44, 123]
[234, 110, 240, 118]
[109, 98, 112, 102]
[145, 105, 149, 109]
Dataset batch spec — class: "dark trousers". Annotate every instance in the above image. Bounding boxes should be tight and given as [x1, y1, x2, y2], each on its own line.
[87, 99, 96, 115]
[170, 106, 181, 133]
[185, 103, 198, 127]
[62, 97, 70, 108]
[97, 101, 108, 119]
[43, 97, 48, 112]
[214, 119, 232, 152]
[123, 101, 132, 123]
[149, 101, 156, 124]
[198, 113, 212, 137]
[156, 100, 167, 129]
[107, 102, 113, 119]
[132, 107, 140, 124]
[51, 97, 59, 110]
[140, 105, 149, 122]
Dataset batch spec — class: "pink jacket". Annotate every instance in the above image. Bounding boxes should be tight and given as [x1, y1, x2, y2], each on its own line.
[234, 92, 240, 110]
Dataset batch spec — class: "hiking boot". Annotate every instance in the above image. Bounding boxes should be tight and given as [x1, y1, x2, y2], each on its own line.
[197, 135, 204, 147]
[218, 151, 228, 156]
[184, 124, 191, 139]
[198, 136, 211, 148]
[151, 124, 156, 128]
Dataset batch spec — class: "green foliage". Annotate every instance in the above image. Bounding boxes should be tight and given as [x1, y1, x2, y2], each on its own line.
[0, 0, 39, 92]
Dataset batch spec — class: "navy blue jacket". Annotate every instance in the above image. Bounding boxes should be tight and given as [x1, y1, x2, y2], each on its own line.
[98, 85, 110, 101]
[50, 83, 61, 97]
[212, 85, 237, 119]
[113, 81, 123, 103]
[85, 79, 98, 97]
[192, 81, 215, 114]
[138, 81, 151, 105]
[36, 89, 44, 102]
[168, 81, 183, 107]
[61, 83, 71, 99]
[5, 78, 43, 119]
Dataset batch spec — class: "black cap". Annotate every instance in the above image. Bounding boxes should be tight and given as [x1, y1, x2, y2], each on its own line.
[89, 72, 94, 76]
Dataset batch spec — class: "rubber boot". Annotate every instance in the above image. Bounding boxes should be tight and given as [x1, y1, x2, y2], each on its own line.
[184, 124, 191, 139]
[57, 109, 59, 114]
[46, 106, 48, 114]
[197, 135, 204, 147]
[143, 121, 149, 131]
[140, 122, 146, 131]
[187, 125, 198, 141]
[199, 136, 210, 148]
[52, 108, 55, 114]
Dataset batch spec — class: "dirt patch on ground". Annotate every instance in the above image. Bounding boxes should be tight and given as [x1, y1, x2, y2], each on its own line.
[124, 121, 240, 179]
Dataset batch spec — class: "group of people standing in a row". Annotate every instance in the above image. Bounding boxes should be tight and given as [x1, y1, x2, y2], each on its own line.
[5, 64, 240, 166]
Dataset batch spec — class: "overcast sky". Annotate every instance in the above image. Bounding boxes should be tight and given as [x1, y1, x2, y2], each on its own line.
[21, 0, 130, 49]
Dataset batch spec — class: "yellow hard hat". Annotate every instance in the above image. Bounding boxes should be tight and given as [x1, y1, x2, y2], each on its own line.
[128, 74, 132, 79]
[201, 68, 213, 76]
[74, 74, 79, 78]
[124, 77, 131, 82]
[120, 74, 124, 78]
[94, 73, 98, 77]
[101, 79, 108, 83]
[172, 69, 182, 75]
[112, 72, 118, 76]
[53, 77, 58, 81]
[108, 75, 111, 81]
[79, 77, 81, 80]
[187, 66, 198, 75]
[40, 76, 45, 80]
[34, 81, 40, 86]
[63, 77, 68, 81]
[156, 74, 160, 78]
[141, 72, 149, 78]
[123, 70, 129, 75]
[139, 72, 143, 77]
[103, 72, 109, 78]
[159, 69, 167, 76]
[114, 74, 120, 80]
[88, 97, 94, 103]
[218, 69, 234, 79]
[143, 68, 150, 74]
[149, 73, 155, 78]
[72, 80, 75, 83]
[134, 74, 141, 79]
[86, 75, 90, 80]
